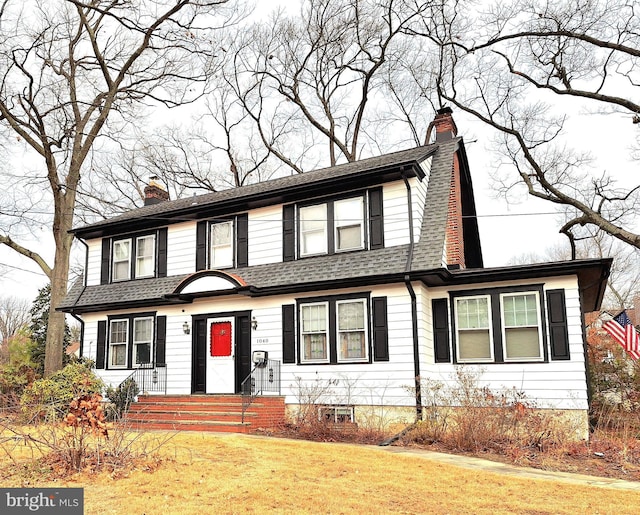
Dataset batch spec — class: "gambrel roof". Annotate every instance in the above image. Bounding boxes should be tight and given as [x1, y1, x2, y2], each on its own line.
[59, 137, 610, 314]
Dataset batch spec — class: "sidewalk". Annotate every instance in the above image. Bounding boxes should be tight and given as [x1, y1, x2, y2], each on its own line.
[379, 445, 640, 491]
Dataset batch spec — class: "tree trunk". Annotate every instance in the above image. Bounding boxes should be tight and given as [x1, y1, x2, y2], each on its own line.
[44, 199, 75, 377]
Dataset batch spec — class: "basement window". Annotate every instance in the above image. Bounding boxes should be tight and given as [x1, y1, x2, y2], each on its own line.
[318, 405, 354, 424]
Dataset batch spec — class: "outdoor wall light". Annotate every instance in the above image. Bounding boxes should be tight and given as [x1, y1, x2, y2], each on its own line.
[182, 321, 191, 335]
[251, 317, 258, 330]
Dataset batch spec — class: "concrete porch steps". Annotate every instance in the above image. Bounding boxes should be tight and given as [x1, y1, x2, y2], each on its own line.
[125, 394, 286, 433]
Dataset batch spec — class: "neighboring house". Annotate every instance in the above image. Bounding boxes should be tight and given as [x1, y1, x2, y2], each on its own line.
[59, 108, 611, 435]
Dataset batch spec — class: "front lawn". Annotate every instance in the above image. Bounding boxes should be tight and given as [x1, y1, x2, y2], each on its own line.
[1, 431, 639, 514]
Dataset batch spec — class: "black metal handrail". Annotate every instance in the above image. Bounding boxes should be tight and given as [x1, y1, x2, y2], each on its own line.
[120, 363, 167, 395]
[240, 359, 281, 422]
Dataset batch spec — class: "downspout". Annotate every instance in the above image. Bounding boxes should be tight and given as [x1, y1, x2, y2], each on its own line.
[402, 171, 423, 420]
[70, 237, 89, 357]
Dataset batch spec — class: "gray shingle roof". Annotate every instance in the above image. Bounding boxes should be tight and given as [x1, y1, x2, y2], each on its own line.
[73, 144, 439, 235]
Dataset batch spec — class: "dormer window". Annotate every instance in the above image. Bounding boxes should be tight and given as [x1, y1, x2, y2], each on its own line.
[283, 189, 383, 262]
[298, 195, 366, 258]
[112, 239, 132, 281]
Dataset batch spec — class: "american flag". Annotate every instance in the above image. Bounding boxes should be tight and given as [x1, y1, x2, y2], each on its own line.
[603, 310, 640, 360]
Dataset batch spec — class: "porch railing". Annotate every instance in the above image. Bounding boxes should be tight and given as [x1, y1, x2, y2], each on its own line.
[120, 363, 167, 395]
[240, 359, 281, 422]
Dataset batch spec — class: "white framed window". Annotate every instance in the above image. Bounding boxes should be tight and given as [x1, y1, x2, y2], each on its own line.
[500, 292, 543, 361]
[334, 197, 364, 251]
[337, 299, 368, 362]
[112, 239, 132, 281]
[210, 221, 234, 268]
[109, 319, 129, 368]
[135, 235, 155, 278]
[300, 302, 329, 362]
[133, 317, 154, 366]
[455, 295, 493, 362]
[299, 204, 328, 256]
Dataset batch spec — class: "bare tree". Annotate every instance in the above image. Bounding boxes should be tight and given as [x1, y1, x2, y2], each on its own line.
[409, 0, 640, 253]
[0, 0, 241, 375]
[0, 295, 31, 346]
[226, 0, 433, 172]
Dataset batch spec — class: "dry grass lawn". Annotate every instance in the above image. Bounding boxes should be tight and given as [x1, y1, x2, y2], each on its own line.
[2, 430, 640, 514]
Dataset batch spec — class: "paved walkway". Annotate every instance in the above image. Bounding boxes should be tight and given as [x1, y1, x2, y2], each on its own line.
[378, 445, 640, 491]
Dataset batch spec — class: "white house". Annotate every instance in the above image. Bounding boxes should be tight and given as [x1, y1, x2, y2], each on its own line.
[59, 108, 611, 433]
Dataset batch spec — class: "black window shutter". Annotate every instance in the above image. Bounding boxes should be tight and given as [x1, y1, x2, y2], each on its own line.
[282, 304, 296, 363]
[237, 213, 249, 268]
[96, 320, 107, 369]
[432, 298, 451, 363]
[368, 188, 384, 250]
[155, 315, 167, 366]
[547, 289, 570, 360]
[157, 228, 168, 278]
[372, 296, 389, 361]
[196, 221, 208, 271]
[100, 239, 110, 284]
[283, 205, 295, 262]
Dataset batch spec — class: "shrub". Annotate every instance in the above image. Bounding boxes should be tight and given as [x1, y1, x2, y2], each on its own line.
[20, 361, 104, 423]
[105, 378, 140, 420]
[405, 367, 570, 453]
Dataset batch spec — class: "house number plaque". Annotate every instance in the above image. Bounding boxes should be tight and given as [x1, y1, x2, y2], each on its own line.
[256, 338, 269, 344]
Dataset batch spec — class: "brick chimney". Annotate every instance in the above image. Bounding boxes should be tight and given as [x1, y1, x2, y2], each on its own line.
[429, 107, 465, 269]
[433, 106, 458, 141]
[144, 176, 169, 206]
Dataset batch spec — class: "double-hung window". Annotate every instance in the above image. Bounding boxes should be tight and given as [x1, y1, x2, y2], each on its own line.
[301, 302, 329, 362]
[101, 229, 167, 285]
[298, 195, 365, 257]
[501, 292, 543, 361]
[112, 239, 132, 281]
[453, 288, 544, 363]
[334, 197, 364, 251]
[135, 235, 156, 278]
[109, 319, 129, 368]
[133, 317, 154, 366]
[210, 220, 234, 268]
[299, 295, 371, 364]
[337, 299, 367, 362]
[455, 296, 493, 362]
[300, 204, 328, 257]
